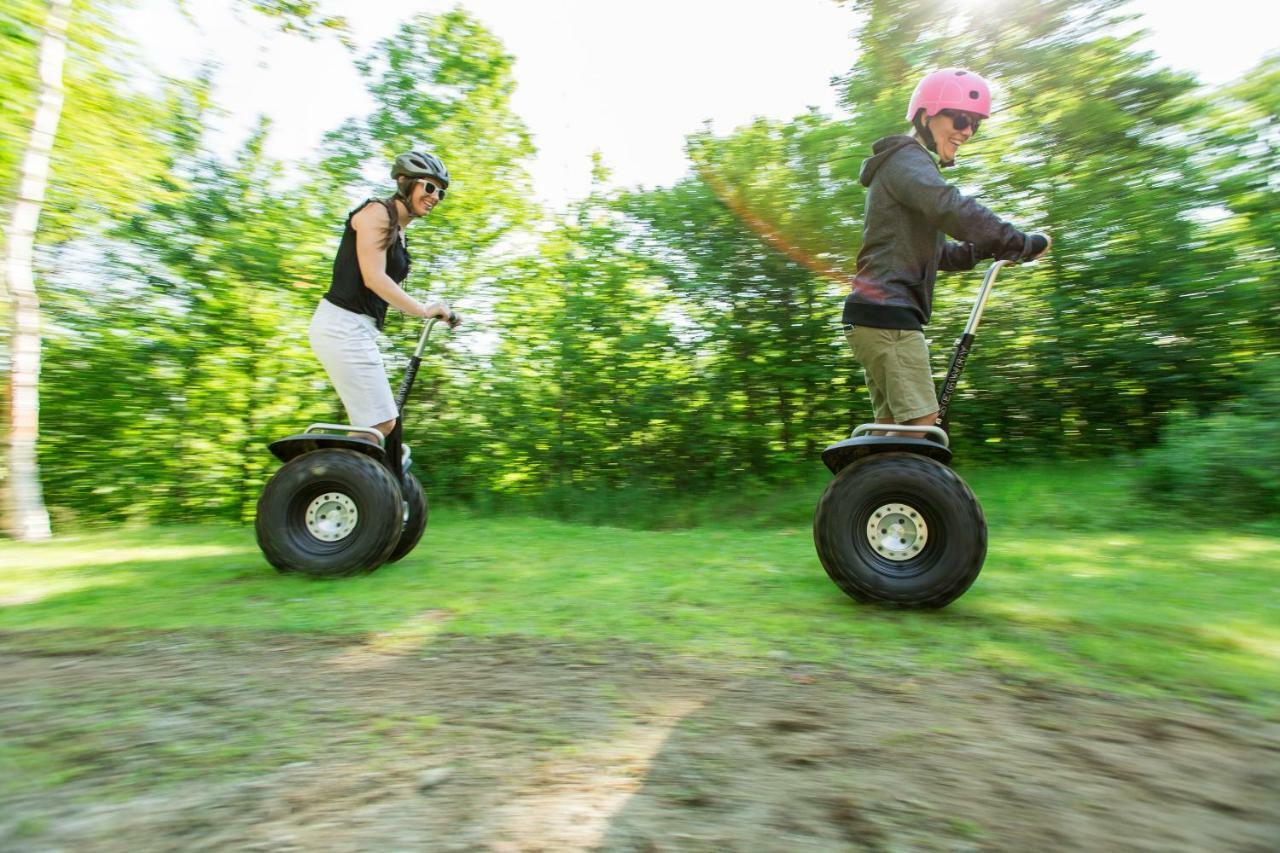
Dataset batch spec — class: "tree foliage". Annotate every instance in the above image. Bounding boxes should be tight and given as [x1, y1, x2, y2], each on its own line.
[5, 0, 1276, 528]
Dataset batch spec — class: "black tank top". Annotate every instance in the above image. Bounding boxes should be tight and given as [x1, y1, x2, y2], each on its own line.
[323, 198, 411, 331]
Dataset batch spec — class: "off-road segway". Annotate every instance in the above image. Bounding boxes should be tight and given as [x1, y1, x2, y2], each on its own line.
[255, 313, 455, 577]
[814, 259, 1014, 608]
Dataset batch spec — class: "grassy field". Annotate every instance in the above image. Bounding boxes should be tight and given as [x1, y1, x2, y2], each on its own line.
[3, 463, 1277, 850]
[3, 463, 1277, 711]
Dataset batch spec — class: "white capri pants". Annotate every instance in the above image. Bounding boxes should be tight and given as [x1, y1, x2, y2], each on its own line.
[308, 298, 398, 428]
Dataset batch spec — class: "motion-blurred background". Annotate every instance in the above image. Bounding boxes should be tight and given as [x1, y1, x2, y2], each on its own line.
[2, 0, 1276, 532]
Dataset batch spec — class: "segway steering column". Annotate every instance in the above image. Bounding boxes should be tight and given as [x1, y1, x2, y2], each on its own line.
[936, 259, 1010, 433]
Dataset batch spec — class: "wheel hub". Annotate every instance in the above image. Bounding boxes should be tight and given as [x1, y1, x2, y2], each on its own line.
[305, 492, 359, 542]
[866, 503, 928, 562]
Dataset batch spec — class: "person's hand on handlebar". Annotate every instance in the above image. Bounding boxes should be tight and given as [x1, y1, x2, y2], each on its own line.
[424, 300, 462, 328]
[1024, 233, 1052, 262]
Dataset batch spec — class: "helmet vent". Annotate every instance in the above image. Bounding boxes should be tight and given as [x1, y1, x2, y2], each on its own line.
[955, 70, 968, 76]
[969, 90, 980, 99]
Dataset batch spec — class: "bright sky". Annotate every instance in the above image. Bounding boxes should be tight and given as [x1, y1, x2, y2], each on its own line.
[121, 0, 1274, 209]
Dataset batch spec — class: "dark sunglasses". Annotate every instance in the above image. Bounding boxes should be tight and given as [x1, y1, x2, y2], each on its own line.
[418, 179, 446, 200]
[939, 109, 981, 133]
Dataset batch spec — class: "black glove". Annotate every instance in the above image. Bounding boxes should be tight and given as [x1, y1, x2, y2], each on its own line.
[1021, 234, 1050, 261]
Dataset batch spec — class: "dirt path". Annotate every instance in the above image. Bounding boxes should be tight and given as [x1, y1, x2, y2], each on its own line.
[1, 633, 1276, 852]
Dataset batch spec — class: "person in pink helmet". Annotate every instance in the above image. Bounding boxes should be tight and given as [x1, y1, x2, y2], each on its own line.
[843, 68, 1051, 432]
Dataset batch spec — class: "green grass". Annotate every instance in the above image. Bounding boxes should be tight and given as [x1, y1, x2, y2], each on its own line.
[467, 456, 1280, 535]
[2, 463, 1277, 711]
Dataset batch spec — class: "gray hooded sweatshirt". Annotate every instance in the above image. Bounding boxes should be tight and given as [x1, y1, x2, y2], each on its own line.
[843, 135, 1038, 330]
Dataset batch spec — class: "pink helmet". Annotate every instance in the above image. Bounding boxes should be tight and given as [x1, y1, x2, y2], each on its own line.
[905, 69, 992, 122]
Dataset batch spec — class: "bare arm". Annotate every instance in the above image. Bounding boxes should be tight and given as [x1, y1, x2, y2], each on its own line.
[352, 203, 451, 319]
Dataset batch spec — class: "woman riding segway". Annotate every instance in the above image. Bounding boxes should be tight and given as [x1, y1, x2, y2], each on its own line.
[255, 151, 461, 577]
[310, 150, 462, 470]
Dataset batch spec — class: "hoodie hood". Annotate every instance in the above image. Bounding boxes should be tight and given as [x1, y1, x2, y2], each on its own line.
[859, 135, 922, 187]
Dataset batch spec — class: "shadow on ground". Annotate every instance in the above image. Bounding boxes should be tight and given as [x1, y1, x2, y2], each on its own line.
[1, 632, 1276, 852]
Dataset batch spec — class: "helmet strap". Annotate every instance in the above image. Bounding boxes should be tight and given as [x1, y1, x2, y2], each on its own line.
[913, 112, 954, 168]
[393, 180, 420, 220]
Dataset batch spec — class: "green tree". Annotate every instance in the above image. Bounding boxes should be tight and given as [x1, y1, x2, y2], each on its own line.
[472, 159, 692, 503]
[1187, 54, 1279, 369]
[41, 118, 334, 523]
[314, 8, 536, 265]
[624, 120, 860, 481]
[34, 7, 540, 525]
[1, 0, 351, 538]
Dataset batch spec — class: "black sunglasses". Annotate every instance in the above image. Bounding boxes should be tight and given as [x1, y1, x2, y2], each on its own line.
[419, 179, 446, 200]
[939, 109, 982, 133]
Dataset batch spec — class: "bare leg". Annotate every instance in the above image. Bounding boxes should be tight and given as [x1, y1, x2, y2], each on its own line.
[868, 416, 895, 437]
[885, 411, 938, 438]
[351, 417, 404, 482]
[349, 417, 396, 444]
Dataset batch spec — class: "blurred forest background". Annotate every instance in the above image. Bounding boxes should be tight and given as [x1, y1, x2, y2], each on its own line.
[1, 0, 1276, 535]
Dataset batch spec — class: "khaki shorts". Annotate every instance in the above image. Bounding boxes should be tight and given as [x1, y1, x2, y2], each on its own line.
[843, 325, 938, 422]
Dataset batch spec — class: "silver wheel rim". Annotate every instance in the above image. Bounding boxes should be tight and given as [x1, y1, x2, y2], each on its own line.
[866, 503, 928, 562]
[305, 492, 359, 542]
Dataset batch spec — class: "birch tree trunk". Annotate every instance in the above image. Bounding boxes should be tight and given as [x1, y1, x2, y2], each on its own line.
[2, 0, 71, 540]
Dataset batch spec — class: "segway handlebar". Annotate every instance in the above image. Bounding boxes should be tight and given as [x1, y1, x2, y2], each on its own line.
[851, 423, 949, 448]
[413, 311, 456, 359]
[962, 259, 1011, 338]
[302, 424, 386, 446]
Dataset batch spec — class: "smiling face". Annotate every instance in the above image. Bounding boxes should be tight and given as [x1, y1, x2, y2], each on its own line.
[411, 178, 445, 216]
[926, 110, 981, 164]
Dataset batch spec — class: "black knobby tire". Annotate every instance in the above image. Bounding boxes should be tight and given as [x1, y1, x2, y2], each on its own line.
[813, 452, 986, 608]
[256, 448, 404, 578]
[384, 472, 428, 564]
